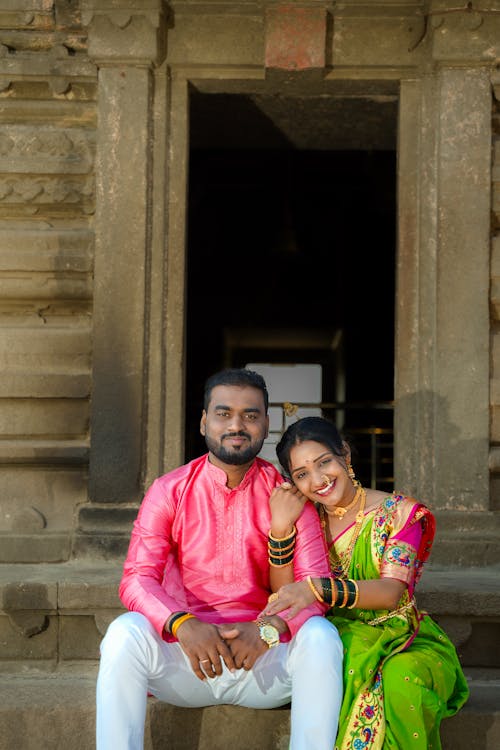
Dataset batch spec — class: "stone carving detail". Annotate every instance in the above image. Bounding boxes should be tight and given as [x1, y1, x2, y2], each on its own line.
[81, 1, 167, 30]
[3, 582, 53, 638]
[0, 176, 94, 204]
[0, 128, 94, 174]
[11, 507, 47, 533]
[81, 0, 168, 65]
[8, 612, 49, 638]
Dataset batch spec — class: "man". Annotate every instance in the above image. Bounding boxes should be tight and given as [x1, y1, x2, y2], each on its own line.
[96, 368, 343, 749]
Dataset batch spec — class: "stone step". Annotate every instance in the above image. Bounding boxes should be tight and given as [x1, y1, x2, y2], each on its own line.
[3, 509, 500, 565]
[0, 668, 497, 750]
[431, 511, 500, 567]
[1, 562, 499, 670]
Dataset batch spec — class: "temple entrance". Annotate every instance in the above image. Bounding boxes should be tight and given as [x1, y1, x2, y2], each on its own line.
[185, 90, 397, 490]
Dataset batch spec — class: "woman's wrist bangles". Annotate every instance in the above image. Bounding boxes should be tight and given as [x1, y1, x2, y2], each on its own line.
[331, 578, 359, 609]
[306, 575, 324, 602]
[309, 577, 360, 608]
[168, 611, 196, 637]
[268, 525, 297, 567]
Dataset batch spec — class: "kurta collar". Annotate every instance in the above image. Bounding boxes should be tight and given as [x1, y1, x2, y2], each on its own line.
[205, 454, 259, 490]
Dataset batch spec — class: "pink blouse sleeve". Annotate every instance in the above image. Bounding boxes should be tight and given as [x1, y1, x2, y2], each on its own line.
[380, 506, 423, 587]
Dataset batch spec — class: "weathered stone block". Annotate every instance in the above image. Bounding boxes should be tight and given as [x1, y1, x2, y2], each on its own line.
[166, 11, 264, 66]
[492, 405, 500, 442]
[0, 467, 87, 532]
[0, 228, 93, 272]
[0, 398, 88, 436]
[0, 126, 95, 174]
[431, 12, 500, 62]
[0, 534, 71, 563]
[265, 6, 327, 71]
[59, 614, 102, 660]
[0, 612, 57, 660]
[332, 16, 423, 68]
[1, 579, 57, 610]
[83, 0, 167, 65]
[59, 580, 122, 610]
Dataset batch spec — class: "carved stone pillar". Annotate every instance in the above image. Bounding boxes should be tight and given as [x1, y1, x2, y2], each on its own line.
[82, 2, 167, 511]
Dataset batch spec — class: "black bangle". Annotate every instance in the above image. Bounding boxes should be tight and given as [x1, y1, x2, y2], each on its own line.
[320, 577, 333, 606]
[268, 549, 295, 560]
[268, 526, 297, 549]
[345, 579, 358, 608]
[333, 578, 345, 607]
[268, 552, 295, 566]
[167, 611, 188, 634]
[268, 540, 296, 556]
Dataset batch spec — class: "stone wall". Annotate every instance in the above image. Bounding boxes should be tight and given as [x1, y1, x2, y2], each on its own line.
[0, 3, 96, 562]
[0, 1, 499, 563]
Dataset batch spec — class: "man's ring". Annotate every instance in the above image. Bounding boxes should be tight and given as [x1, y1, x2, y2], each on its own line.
[200, 659, 211, 664]
[268, 592, 279, 603]
[281, 481, 292, 490]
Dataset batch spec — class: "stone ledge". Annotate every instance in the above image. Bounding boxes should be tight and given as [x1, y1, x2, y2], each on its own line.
[0, 563, 499, 669]
[0, 669, 498, 750]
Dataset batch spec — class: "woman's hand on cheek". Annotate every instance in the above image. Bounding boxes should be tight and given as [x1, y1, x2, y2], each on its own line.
[269, 483, 307, 537]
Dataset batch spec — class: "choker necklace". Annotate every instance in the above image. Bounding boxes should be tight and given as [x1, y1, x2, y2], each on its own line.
[324, 483, 364, 519]
[320, 486, 367, 578]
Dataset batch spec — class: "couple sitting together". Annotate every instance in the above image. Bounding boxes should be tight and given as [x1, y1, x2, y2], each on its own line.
[97, 368, 468, 749]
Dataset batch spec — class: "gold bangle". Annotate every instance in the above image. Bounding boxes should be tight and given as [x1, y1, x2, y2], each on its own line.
[268, 525, 297, 543]
[268, 548, 294, 559]
[306, 575, 324, 603]
[267, 539, 296, 554]
[171, 613, 196, 638]
[269, 558, 294, 568]
[347, 579, 360, 609]
[339, 579, 349, 608]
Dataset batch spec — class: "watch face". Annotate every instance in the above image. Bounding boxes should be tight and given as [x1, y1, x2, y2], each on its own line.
[259, 623, 279, 646]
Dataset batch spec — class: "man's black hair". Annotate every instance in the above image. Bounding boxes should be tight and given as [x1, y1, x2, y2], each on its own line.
[203, 368, 269, 412]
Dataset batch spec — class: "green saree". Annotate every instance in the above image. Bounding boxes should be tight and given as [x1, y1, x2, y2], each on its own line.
[327, 495, 469, 750]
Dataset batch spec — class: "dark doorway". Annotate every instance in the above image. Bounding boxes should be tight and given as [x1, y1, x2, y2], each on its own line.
[185, 92, 397, 490]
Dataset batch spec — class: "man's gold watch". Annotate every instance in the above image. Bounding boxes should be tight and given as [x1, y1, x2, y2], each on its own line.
[255, 619, 280, 648]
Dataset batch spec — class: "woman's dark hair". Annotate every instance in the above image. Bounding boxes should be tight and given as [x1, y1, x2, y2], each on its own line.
[276, 417, 347, 477]
[203, 368, 269, 412]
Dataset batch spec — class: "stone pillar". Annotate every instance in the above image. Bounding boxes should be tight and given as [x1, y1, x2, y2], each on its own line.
[397, 64, 492, 510]
[82, 2, 167, 507]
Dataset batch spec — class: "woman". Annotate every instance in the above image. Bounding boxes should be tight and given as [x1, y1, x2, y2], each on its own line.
[263, 417, 468, 750]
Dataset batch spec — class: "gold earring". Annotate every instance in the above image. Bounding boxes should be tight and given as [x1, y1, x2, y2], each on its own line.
[347, 462, 360, 487]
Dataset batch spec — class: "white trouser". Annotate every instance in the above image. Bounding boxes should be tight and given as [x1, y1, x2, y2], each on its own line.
[96, 612, 343, 750]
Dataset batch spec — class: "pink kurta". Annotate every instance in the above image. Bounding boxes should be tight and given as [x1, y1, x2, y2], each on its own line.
[120, 454, 330, 640]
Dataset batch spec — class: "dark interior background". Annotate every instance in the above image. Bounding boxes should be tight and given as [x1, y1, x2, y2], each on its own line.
[185, 91, 397, 488]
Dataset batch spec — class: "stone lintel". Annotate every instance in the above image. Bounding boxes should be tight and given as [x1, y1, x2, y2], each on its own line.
[82, 0, 168, 67]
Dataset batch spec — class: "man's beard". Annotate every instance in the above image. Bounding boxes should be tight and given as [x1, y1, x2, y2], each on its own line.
[204, 431, 265, 466]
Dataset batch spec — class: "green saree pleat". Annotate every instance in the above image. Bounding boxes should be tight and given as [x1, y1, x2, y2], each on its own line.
[327, 497, 469, 750]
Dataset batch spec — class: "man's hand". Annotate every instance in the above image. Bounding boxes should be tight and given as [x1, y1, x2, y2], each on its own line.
[217, 621, 268, 671]
[218, 616, 289, 671]
[172, 617, 238, 681]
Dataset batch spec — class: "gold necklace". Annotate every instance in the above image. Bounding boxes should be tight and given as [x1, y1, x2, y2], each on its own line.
[320, 487, 367, 578]
[325, 483, 364, 519]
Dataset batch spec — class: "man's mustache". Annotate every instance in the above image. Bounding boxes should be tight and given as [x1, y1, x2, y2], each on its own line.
[222, 431, 251, 440]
